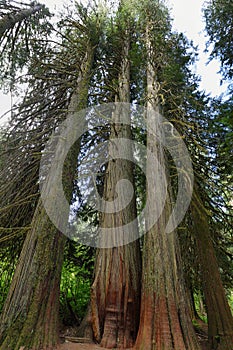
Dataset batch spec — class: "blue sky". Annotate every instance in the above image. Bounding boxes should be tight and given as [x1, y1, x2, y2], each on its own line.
[0, 0, 227, 124]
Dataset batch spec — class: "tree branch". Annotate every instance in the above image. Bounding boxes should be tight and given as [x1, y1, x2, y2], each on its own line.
[0, 3, 44, 38]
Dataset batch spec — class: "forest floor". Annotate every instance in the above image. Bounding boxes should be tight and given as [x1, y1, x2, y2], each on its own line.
[58, 340, 209, 350]
[58, 321, 209, 350]
[58, 344, 101, 350]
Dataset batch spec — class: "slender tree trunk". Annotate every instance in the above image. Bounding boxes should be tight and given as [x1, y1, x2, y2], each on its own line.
[0, 42, 95, 350]
[191, 190, 233, 350]
[186, 283, 200, 321]
[0, 4, 44, 37]
[90, 24, 141, 349]
[134, 25, 201, 350]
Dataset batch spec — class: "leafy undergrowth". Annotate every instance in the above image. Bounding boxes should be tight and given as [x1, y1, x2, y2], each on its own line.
[59, 243, 94, 327]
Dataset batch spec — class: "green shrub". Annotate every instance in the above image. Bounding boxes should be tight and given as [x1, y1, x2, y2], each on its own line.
[59, 242, 94, 326]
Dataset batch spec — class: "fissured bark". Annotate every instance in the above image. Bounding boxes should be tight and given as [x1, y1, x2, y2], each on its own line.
[191, 190, 233, 350]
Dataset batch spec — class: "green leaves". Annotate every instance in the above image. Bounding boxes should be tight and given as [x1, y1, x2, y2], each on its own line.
[204, 0, 233, 79]
[60, 243, 94, 323]
[210, 97, 233, 182]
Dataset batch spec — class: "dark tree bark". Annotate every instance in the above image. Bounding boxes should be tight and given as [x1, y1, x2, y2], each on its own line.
[191, 190, 233, 350]
[90, 22, 141, 349]
[0, 201, 66, 350]
[0, 39, 95, 350]
[134, 24, 201, 350]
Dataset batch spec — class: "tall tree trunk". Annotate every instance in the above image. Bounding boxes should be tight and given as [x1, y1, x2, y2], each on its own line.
[90, 24, 141, 349]
[134, 25, 201, 350]
[0, 202, 66, 350]
[0, 3, 44, 37]
[191, 190, 233, 350]
[0, 42, 95, 350]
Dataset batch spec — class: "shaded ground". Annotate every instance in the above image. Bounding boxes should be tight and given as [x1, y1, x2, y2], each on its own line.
[195, 318, 209, 350]
[58, 340, 209, 350]
[58, 319, 209, 350]
[58, 343, 101, 350]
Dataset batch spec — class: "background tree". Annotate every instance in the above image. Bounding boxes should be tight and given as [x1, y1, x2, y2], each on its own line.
[204, 0, 233, 80]
[203, 2, 233, 347]
[190, 186, 233, 350]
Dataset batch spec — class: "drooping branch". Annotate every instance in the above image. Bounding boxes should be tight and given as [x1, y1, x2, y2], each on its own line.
[0, 8, 99, 349]
[0, 3, 44, 38]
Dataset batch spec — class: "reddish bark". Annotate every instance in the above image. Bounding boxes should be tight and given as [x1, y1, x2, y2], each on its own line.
[91, 242, 141, 348]
[134, 15, 201, 350]
[89, 12, 141, 348]
[134, 224, 200, 350]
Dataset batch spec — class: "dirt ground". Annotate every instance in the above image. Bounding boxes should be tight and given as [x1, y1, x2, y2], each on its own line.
[58, 321, 209, 350]
[58, 343, 101, 350]
[58, 331, 209, 349]
[58, 341, 209, 350]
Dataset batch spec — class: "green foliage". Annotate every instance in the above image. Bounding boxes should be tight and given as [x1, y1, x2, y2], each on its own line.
[194, 293, 208, 323]
[229, 292, 233, 315]
[59, 242, 94, 325]
[204, 0, 233, 78]
[204, 96, 233, 290]
[0, 254, 17, 314]
[0, 1, 53, 90]
[210, 97, 233, 182]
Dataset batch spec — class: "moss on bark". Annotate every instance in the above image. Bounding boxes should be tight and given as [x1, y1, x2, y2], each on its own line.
[191, 190, 233, 350]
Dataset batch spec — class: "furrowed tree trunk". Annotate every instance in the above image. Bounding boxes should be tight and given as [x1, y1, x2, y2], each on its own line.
[134, 24, 201, 350]
[0, 202, 66, 350]
[191, 190, 233, 350]
[90, 23, 141, 349]
[0, 4, 44, 37]
[0, 42, 95, 350]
